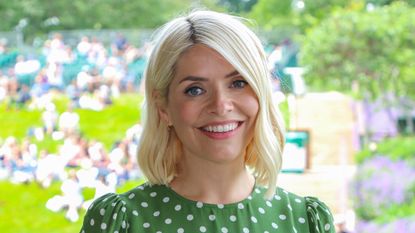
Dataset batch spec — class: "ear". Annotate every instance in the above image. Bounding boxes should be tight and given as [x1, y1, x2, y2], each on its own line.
[158, 105, 172, 126]
[153, 91, 172, 126]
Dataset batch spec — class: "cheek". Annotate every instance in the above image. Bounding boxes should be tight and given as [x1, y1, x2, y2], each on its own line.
[241, 95, 259, 119]
[170, 101, 199, 126]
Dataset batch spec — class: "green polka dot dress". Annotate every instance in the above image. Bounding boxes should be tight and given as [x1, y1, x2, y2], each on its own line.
[80, 183, 335, 233]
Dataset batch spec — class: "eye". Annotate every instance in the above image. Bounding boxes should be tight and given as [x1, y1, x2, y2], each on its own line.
[184, 86, 205, 96]
[231, 80, 248, 89]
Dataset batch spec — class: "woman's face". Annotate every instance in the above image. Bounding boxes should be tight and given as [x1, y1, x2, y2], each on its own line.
[160, 44, 259, 165]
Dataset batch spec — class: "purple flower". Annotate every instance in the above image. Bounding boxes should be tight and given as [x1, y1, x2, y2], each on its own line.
[356, 218, 415, 233]
[352, 155, 415, 220]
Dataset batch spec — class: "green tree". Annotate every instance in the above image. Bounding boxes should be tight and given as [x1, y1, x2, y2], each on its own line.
[218, 0, 258, 13]
[300, 2, 415, 133]
[0, 0, 221, 42]
[300, 2, 415, 99]
[249, 0, 294, 29]
[366, 0, 415, 6]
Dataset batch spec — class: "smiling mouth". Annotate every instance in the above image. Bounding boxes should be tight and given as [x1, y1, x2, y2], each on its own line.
[199, 122, 242, 133]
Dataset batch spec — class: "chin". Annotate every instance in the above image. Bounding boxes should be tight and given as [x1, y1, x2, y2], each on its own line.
[205, 151, 243, 164]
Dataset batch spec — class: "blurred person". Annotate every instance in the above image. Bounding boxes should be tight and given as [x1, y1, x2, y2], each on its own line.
[0, 39, 7, 54]
[87, 140, 110, 177]
[60, 134, 83, 167]
[58, 105, 80, 136]
[45, 61, 64, 89]
[35, 150, 66, 188]
[66, 79, 82, 107]
[0, 137, 18, 179]
[77, 36, 92, 57]
[9, 84, 31, 108]
[42, 102, 59, 135]
[29, 70, 54, 110]
[87, 37, 107, 68]
[14, 55, 41, 76]
[267, 44, 282, 72]
[81, 11, 335, 233]
[125, 122, 143, 161]
[19, 137, 37, 170]
[30, 69, 50, 98]
[47, 33, 67, 64]
[42, 39, 51, 57]
[0, 71, 9, 102]
[126, 122, 143, 143]
[7, 71, 18, 95]
[76, 65, 93, 91]
[102, 57, 123, 97]
[46, 169, 83, 222]
[82, 175, 116, 210]
[107, 140, 131, 183]
[76, 157, 99, 188]
[10, 141, 35, 184]
[78, 89, 106, 111]
[112, 33, 128, 56]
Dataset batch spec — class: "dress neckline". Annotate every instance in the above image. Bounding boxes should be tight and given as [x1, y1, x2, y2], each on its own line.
[161, 183, 264, 209]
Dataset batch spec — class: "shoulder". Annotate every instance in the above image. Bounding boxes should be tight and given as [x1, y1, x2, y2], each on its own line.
[80, 183, 158, 233]
[80, 192, 128, 233]
[304, 196, 336, 233]
[274, 187, 336, 233]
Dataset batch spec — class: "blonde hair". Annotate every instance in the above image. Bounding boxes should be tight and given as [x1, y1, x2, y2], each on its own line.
[138, 10, 285, 198]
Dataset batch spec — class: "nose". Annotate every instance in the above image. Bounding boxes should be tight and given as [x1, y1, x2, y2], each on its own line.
[207, 89, 234, 115]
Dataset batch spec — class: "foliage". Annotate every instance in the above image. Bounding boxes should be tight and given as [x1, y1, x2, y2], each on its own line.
[0, 179, 143, 233]
[300, 2, 415, 100]
[367, 0, 415, 6]
[218, 0, 258, 13]
[355, 136, 415, 163]
[249, 0, 295, 30]
[0, 0, 222, 41]
[298, 0, 351, 30]
[249, 0, 352, 31]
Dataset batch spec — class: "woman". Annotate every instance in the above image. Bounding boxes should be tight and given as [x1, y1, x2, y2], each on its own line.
[81, 10, 335, 233]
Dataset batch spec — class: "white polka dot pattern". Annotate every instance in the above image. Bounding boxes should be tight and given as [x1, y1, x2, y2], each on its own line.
[80, 184, 335, 233]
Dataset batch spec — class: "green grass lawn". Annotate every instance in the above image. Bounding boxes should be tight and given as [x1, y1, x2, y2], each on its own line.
[0, 93, 144, 151]
[0, 180, 144, 233]
[0, 93, 144, 232]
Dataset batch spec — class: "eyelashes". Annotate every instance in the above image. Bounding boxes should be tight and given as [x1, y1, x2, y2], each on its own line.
[184, 79, 249, 97]
[230, 80, 248, 89]
[184, 86, 205, 96]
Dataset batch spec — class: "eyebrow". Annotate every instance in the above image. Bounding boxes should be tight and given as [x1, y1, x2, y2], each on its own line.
[178, 70, 241, 84]
[225, 70, 240, 78]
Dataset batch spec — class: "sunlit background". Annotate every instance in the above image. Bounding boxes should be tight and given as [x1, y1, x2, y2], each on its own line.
[1, 0, 414, 232]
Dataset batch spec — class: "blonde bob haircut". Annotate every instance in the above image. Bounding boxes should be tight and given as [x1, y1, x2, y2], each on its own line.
[138, 10, 285, 198]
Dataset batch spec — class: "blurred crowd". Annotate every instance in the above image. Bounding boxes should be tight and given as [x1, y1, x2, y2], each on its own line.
[0, 33, 151, 222]
[0, 117, 143, 222]
[0, 33, 149, 111]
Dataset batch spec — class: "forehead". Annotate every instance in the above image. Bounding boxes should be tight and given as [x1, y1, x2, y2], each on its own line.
[173, 44, 235, 80]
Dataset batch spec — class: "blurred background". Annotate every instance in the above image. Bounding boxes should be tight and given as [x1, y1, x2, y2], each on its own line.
[0, 0, 414, 232]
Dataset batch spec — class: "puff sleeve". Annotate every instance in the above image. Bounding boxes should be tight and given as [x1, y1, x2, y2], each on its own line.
[305, 197, 336, 233]
[80, 193, 129, 233]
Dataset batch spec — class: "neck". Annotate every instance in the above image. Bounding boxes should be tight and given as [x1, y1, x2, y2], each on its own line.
[169, 156, 255, 204]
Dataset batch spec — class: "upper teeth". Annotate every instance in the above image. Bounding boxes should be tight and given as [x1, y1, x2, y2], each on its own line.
[203, 123, 238, 133]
